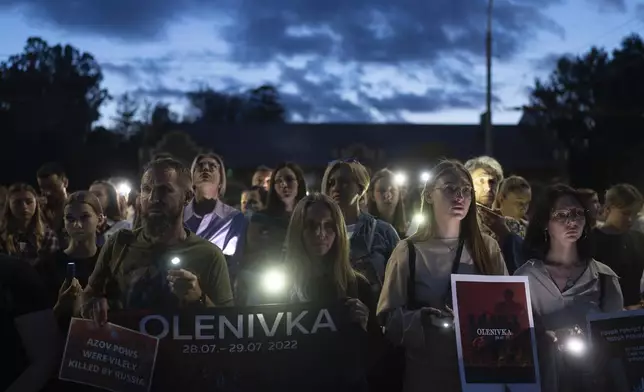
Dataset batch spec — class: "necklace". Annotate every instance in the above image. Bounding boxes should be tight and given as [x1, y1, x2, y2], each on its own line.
[437, 238, 459, 252]
[545, 265, 580, 291]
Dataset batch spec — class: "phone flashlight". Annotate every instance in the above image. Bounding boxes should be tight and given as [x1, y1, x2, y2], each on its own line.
[429, 311, 454, 329]
[564, 336, 586, 355]
[66, 262, 76, 280]
[558, 325, 587, 356]
[117, 182, 132, 197]
[262, 268, 287, 294]
[170, 257, 181, 268]
[394, 172, 407, 186]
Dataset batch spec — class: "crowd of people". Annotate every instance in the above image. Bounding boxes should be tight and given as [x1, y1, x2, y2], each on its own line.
[1, 152, 644, 392]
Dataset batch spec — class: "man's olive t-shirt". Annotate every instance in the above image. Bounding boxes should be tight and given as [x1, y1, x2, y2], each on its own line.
[87, 228, 233, 310]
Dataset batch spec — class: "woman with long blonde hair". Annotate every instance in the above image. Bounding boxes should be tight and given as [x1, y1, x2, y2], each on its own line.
[286, 193, 367, 302]
[247, 193, 376, 389]
[0, 183, 58, 264]
[377, 160, 507, 392]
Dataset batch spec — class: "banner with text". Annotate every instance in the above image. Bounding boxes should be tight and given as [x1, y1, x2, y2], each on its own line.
[452, 275, 541, 392]
[588, 309, 644, 391]
[59, 319, 159, 392]
[65, 303, 363, 392]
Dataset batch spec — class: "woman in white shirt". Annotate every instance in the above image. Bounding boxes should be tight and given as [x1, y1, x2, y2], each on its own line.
[515, 184, 623, 392]
[377, 160, 507, 392]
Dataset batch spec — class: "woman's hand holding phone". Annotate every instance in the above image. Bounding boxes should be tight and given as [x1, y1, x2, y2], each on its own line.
[56, 278, 82, 311]
[421, 306, 454, 329]
[346, 298, 369, 331]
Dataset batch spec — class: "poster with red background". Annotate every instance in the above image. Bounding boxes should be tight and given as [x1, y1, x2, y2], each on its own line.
[452, 275, 540, 392]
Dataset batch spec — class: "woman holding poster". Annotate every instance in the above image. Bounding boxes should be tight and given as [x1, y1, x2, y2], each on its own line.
[516, 184, 624, 392]
[377, 160, 507, 392]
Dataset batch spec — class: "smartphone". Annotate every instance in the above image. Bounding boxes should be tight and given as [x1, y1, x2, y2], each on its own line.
[430, 314, 454, 329]
[66, 262, 76, 280]
[169, 257, 181, 269]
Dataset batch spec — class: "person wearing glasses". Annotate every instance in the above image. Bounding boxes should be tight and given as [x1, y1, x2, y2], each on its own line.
[516, 184, 623, 391]
[378, 160, 507, 392]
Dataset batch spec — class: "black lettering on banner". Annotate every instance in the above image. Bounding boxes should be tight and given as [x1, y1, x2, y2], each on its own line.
[109, 302, 363, 392]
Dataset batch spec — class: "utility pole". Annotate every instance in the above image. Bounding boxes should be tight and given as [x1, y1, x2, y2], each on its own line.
[485, 0, 494, 156]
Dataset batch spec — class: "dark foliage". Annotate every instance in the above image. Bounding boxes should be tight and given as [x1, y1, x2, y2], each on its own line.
[526, 34, 644, 191]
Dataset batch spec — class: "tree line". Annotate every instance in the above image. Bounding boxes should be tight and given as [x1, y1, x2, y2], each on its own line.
[0, 37, 287, 186]
[1, 35, 644, 192]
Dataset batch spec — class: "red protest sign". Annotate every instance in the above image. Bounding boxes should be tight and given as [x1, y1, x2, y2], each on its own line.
[59, 318, 159, 392]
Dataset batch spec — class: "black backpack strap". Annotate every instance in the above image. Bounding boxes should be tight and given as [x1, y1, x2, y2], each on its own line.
[443, 238, 465, 307]
[451, 239, 465, 274]
[598, 273, 607, 311]
[406, 239, 417, 307]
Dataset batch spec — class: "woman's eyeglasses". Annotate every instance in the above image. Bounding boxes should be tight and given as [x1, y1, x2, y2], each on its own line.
[551, 208, 586, 222]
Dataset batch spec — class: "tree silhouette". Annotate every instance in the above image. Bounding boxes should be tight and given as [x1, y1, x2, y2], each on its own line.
[186, 84, 287, 125]
[113, 92, 140, 136]
[148, 131, 202, 168]
[187, 88, 245, 124]
[0, 37, 109, 145]
[0, 37, 110, 184]
[245, 84, 286, 123]
[527, 34, 644, 189]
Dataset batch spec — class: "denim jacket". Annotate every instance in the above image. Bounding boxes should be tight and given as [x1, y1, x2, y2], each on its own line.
[349, 213, 400, 295]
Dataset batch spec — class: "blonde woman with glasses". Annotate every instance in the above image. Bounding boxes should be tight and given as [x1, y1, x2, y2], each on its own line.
[265, 193, 378, 390]
[377, 160, 507, 392]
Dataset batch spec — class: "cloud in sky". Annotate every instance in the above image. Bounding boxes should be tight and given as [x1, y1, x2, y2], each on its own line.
[0, 0, 634, 123]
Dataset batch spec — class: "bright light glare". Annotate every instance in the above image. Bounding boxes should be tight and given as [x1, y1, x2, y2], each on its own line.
[117, 182, 131, 196]
[442, 322, 450, 328]
[306, 191, 310, 196]
[394, 172, 407, 186]
[565, 337, 586, 354]
[170, 257, 181, 266]
[413, 213, 425, 224]
[420, 172, 431, 182]
[262, 269, 287, 294]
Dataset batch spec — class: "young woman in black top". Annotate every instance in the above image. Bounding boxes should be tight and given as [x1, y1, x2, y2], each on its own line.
[43, 191, 104, 320]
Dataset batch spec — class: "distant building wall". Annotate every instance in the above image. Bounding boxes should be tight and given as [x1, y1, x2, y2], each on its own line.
[169, 122, 559, 183]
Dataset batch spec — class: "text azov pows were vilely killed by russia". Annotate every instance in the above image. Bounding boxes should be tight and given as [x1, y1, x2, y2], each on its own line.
[67, 339, 146, 387]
